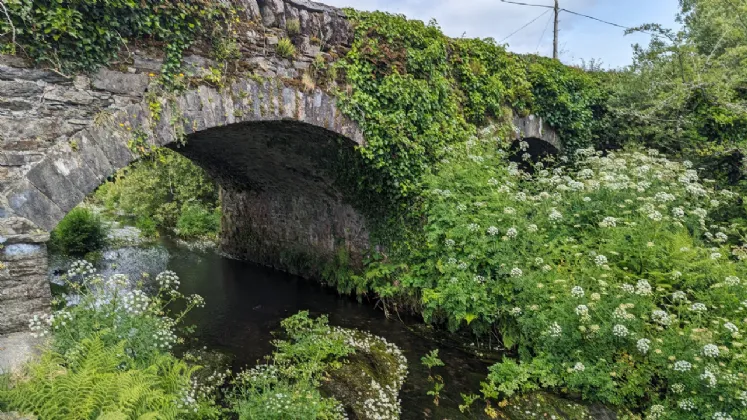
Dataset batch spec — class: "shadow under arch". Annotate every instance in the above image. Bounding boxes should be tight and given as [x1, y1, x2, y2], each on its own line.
[173, 119, 370, 278]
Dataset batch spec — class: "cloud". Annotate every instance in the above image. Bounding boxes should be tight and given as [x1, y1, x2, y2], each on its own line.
[320, 0, 680, 68]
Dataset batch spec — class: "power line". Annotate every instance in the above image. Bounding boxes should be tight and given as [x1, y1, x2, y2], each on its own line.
[500, 0, 665, 57]
[500, 9, 552, 43]
[560, 8, 632, 31]
[536, 12, 554, 53]
[499, 0, 554, 9]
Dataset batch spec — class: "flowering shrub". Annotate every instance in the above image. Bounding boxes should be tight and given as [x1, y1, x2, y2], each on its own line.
[375, 135, 747, 418]
[35, 261, 206, 363]
[6, 261, 220, 418]
[229, 311, 408, 420]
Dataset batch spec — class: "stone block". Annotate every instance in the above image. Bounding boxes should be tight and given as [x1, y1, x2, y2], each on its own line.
[7, 179, 65, 232]
[92, 68, 149, 96]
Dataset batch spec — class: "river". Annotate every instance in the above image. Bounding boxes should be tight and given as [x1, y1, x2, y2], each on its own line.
[50, 237, 494, 419]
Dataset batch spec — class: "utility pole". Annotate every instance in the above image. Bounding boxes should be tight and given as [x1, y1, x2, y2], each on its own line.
[553, 0, 559, 59]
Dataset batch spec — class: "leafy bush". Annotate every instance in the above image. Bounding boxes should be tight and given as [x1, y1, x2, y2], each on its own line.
[229, 312, 353, 420]
[50, 207, 108, 257]
[276, 38, 296, 58]
[135, 215, 159, 239]
[95, 148, 219, 240]
[2, 261, 222, 418]
[176, 204, 221, 240]
[369, 133, 747, 418]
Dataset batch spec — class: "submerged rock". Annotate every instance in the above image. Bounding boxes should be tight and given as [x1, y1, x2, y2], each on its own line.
[322, 329, 408, 420]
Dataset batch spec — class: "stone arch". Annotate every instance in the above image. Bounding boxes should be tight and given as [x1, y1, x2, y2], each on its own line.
[0, 77, 368, 334]
[6, 79, 364, 231]
[513, 114, 561, 152]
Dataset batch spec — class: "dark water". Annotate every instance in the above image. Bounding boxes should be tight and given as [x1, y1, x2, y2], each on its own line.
[163, 240, 493, 419]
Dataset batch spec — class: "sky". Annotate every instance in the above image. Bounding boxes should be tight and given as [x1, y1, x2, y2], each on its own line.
[322, 0, 681, 69]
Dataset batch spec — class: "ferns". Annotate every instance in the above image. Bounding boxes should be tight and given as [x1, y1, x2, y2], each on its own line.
[0, 336, 188, 420]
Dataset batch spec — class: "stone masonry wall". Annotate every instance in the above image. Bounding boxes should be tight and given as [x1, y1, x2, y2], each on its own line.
[0, 219, 51, 334]
[0, 0, 362, 335]
[221, 186, 369, 279]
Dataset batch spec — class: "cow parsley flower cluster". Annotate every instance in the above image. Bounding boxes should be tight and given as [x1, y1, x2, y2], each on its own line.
[673, 361, 693, 372]
[703, 344, 720, 358]
[637, 338, 651, 354]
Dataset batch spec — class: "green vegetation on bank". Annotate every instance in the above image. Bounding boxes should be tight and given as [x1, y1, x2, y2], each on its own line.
[94, 148, 220, 241]
[0, 262, 223, 419]
[49, 207, 108, 257]
[0, 263, 407, 420]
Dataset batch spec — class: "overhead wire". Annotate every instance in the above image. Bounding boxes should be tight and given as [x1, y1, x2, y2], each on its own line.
[500, 9, 551, 43]
[500, 0, 664, 39]
[535, 12, 554, 52]
[499, 0, 554, 9]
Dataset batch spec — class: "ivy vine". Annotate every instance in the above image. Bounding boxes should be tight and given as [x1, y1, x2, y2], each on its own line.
[333, 10, 607, 210]
[0, 0, 227, 84]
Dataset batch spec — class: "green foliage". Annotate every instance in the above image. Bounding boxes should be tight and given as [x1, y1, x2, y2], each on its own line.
[1, 261, 222, 419]
[321, 247, 360, 295]
[0, 336, 192, 419]
[50, 207, 108, 257]
[421, 349, 445, 406]
[276, 38, 296, 59]
[420, 349, 444, 369]
[286, 19, 301, 36]
[229, 312, 352, 419]
[524, 56, 607, 151]
[334, 10, 606, 235]
[95, 148, 219, 240]
[176, 204, 221, 240]
[0, 0, 226, 82]
[368, 134, 747, 417]
[42, 261, 207, 367]
[135, 216, 159, 239]
[600, 1, 747, 183]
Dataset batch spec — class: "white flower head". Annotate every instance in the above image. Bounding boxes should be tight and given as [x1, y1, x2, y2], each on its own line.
[613, 324, 629, 338]
[724, 276, 740, 286]
[594, 254, 608, 266]
[703, 344, 720, 358]
[652, 310, 672, 326]
[548, 322, 562, 337]
[635, 280, 652, 296]
[637, 338, 651, 354]
[673, 360, 692, 372]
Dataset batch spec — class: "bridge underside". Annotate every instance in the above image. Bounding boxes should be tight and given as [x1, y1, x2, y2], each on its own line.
[177, 120, 369, 278]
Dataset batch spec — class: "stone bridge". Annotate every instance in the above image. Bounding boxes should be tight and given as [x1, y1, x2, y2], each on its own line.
[0, 0, 558, 337]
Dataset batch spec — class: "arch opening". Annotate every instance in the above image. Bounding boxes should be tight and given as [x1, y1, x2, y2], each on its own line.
[508, 137, 560, 171]
[172, 120, 369, 278]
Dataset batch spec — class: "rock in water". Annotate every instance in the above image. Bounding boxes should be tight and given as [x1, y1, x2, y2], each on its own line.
[323, 328, 408, 420]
